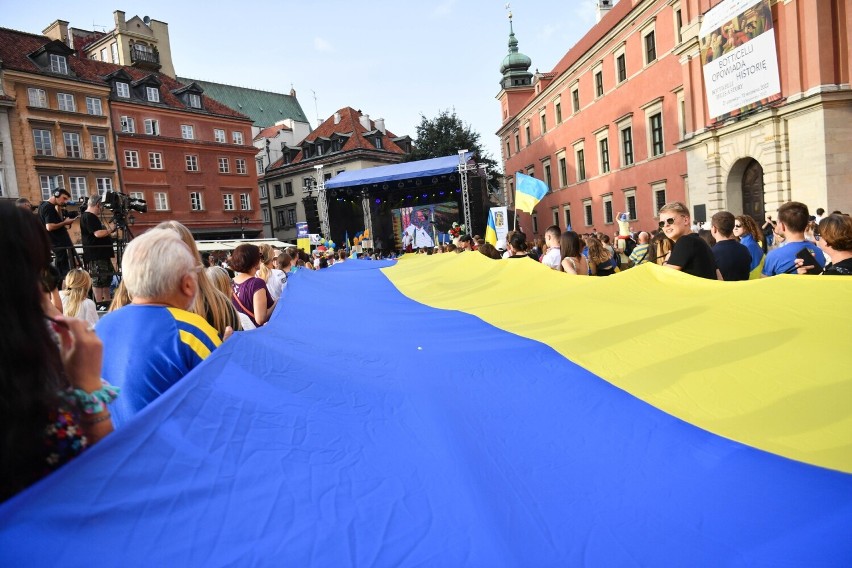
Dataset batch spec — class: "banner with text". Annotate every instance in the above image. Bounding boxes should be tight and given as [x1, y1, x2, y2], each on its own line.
[699, 0, 780, 121]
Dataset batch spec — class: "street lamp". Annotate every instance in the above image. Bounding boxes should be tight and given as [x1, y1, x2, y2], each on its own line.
[233, 215, 249, 239]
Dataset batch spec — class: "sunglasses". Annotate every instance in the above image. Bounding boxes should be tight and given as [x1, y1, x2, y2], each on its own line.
[734, 223, 742, 229]
[658, 217, 678, 229]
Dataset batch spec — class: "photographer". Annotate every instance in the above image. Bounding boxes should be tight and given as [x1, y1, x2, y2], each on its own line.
[80, 194, 117, 303]
[38, 188, 77, 281]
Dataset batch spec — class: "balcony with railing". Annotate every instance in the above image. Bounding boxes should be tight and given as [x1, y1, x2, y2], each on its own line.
[130, 48, 161, 70]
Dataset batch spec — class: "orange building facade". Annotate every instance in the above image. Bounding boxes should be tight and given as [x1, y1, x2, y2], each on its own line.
[497, 1, 688, 237]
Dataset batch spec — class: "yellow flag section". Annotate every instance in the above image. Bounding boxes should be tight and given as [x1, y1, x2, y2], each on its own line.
[385, 253, 852, 473]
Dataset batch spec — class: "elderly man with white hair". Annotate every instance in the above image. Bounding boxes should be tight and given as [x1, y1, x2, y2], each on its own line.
[96, 228, 221, 427]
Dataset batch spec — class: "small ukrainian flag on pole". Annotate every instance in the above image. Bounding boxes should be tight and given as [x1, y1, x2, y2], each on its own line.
[514, 172, 549, 213]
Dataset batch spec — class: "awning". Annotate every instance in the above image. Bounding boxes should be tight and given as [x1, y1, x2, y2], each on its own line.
[195, 241, 236, 251]
[325, 153, 472, 189]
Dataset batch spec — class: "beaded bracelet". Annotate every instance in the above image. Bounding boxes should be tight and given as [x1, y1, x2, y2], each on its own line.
[62, 380, 121, 415]
[80, 412, 112, 425]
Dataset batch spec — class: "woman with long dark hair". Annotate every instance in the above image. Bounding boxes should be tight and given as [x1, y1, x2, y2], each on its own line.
[0, 202, 114, 502]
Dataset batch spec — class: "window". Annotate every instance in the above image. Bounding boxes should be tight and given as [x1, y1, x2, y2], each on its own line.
[146, 86, 160, 103]
[256, 159, 265, 174]
[181, 125, 194, 140]
[650, 112, 664, 156]
[598, 136, 610, 174]
[287, 208, 297, 227]
[576, 148, 586, 181]
[148, 152, 163, 169]
[558, 154, 567, 187]
[531, 213, 538, 234]
[240, 194, 251, 210]
[572, 88, 580, 113]
[68, 177, 87, 200]
[644, 30, 657, 65]
[129, 192, 144, 202]
[63, 132, 81, 158]
[514, 132, 520, 152]
[154, 192, 169, 211]
[187, 93, 201, 109]
[625, 190, 637, 220]
[539, 111, 547, 135]
[110, 43, 119, 64]
[259, 185, 268, 199]
[96, 178, 113, 192]
[374, 136, 383, 149]
[124, 150, 139, 168]
[49, 54, 68, 74]
[190, 192, 204, 211]
[616, 53, 627, 83]
[595, 70, 604, 97]
[144, 119, 160, 136]
[91, 135, 107, 160]
[552, 208, 560, 228]
[675, 8, 683, 44]
[584, 200, 593, 226]
[57, 93, 75, 112]
[563, 206, 572, 230]
[40, 175, 64, 200]
[262, 208, 270, 223]
[603, 196, 614, 224]
[273, 183, 282, 198]
[27, 88, 47, 107]
[214, 129, 226, 143]
[505, 139, 511, 158]
[100, 48, 108, 62]
[223, 194, 235, 211]
[236, 159, 247, 174]
[543, 162, 552, 190]
[525, 123, 531, 146]
[653, 184, 667, 214]
[116, 82, 130, 98]
[555, 98, 562, 124]
[85, 97, 102, 115]
[185, 155, 199, 171]
[232, 131, 244, 145]
[120, 116, 135, 133]
[218, 158, 230, 173]
[285, 181, 293, 196]
[677, 90, 687, 139]
[276, 210, 285, 226]
[33, 129, 53, 156]
[621, 126, 634, 166]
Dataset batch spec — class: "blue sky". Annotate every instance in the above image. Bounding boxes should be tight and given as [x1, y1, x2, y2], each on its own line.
[3, 1, 600, 168]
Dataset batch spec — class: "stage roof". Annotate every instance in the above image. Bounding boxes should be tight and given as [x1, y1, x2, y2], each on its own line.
[325, 152, 472, 189]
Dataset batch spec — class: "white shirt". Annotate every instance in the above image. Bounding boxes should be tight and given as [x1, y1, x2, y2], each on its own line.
[404, 223, 434, 249]
[266, 268, 287, 301]
[542, 247, 561, 269]
[60, 293, 100, 327]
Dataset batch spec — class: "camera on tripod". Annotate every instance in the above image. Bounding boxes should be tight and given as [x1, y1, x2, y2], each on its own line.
[102, 190, 147, 228]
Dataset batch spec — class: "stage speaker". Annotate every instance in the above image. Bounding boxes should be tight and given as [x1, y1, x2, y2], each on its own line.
[302, 197, 320, 234]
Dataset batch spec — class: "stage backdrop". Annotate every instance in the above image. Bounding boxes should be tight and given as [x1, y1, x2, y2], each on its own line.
[1, 256, 850, 565]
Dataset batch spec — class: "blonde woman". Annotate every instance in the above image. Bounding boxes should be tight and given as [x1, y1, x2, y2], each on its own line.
[257, 244, 286, 301]
[155, 221, 241, 337]
[60, 268, 100, 326]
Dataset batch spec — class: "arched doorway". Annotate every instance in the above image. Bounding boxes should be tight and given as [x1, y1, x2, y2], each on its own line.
[741, 159, 765, 220]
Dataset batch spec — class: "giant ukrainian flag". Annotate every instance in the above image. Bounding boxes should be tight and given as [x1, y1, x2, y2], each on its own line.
[1, 256, 850, 565]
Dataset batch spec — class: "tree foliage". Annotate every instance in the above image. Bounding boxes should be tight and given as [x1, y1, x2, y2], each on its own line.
[405, 109, 500, 178]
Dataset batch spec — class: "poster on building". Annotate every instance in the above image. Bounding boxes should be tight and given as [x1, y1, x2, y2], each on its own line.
[699, 0, 781, 121]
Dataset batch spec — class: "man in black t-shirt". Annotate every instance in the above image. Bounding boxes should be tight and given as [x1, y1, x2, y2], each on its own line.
[659, 201, 721, 280]
[80, 193, 117, 302]
[710, 211, 751, 281]
[38, 188, 77, 282]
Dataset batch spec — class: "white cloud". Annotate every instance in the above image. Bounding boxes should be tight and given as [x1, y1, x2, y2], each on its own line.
[432, 0, 457, 18]
[314, 37, 334, 53]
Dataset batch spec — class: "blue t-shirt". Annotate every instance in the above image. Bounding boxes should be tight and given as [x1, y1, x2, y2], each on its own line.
[739, 234, 765, 272]
[762, 241, 826, 276]
[97, 304, 221, 427]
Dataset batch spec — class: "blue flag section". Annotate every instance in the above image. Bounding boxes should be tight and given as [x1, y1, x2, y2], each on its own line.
[1, 259, 851, 566]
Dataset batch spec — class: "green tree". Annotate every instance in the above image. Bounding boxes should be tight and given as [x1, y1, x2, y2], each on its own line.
[406, 109, 500, 180]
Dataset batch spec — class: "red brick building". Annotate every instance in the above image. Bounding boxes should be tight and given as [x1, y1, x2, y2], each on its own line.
[497, 2, 689, 236]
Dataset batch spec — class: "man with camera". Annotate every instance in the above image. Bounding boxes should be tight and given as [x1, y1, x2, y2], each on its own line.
[81, 194, 118, 303]
[38, 188, 77, 282]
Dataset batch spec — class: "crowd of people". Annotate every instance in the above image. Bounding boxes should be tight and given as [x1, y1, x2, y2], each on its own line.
[2, 193, 850, 503]
[413, 200, 850, 280]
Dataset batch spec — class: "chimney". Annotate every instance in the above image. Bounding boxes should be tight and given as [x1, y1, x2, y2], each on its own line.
[114, 10, 127, 31]
[595, 0, 615, 23]
[359, 113, 371, 130]
[42, 20, 70, 46]
[375, 118, 386, 134]
[334, 112, 341, 124]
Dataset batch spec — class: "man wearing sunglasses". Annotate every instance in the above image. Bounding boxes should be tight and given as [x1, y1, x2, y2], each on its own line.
[659, 202, 722, 279]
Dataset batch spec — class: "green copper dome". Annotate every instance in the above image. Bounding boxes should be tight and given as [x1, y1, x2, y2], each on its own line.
[500, 14, 532, 88]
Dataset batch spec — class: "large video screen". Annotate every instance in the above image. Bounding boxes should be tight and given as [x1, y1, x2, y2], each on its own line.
[392, 201, 459, 250]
